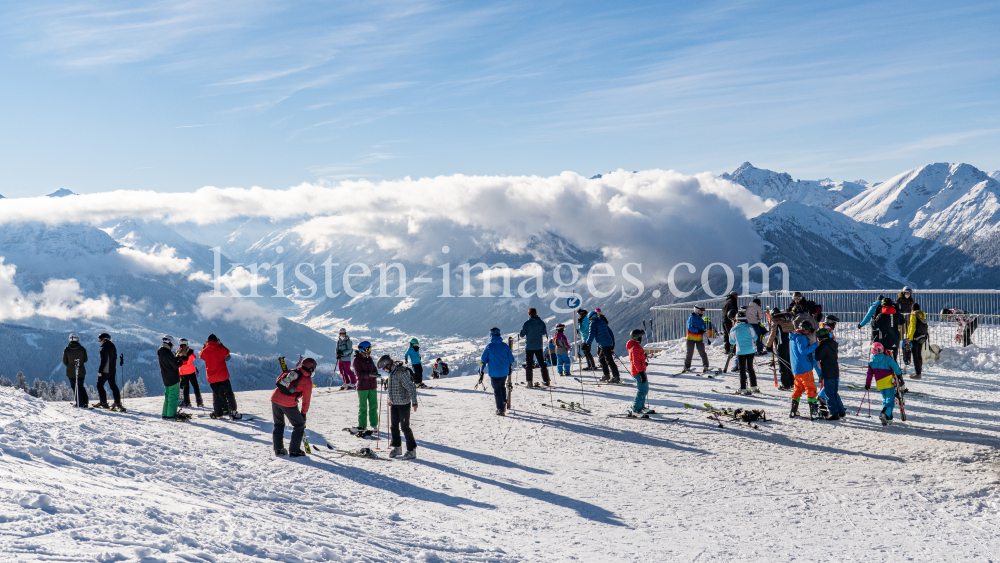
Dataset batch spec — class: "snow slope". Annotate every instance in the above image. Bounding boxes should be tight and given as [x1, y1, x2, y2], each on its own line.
[1, 334, 998, 561]
[722, 162, 866, 209]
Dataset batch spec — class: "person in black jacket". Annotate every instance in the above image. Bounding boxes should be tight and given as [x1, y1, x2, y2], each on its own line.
[873, 297, 905, 362]
[814, 329, 843, 420]
[158, 335, 187, 421]
[94, 333, 124, 411]
[721, 292, 738, 355]
[62, 334, 89, 408]
[519, 308, 551, 387]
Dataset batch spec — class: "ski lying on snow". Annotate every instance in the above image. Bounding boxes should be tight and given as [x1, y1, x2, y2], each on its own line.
[541, 403, 591, 415]
[573, 377, 634, 387]
[606, 414, 679, 423]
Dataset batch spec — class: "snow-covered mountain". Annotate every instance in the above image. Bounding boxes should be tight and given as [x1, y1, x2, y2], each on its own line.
[721, 162, 866, 209]
[837, 163, 1000, 266]
[990, 170, 1000, 181]
[46, 188, 76, 197]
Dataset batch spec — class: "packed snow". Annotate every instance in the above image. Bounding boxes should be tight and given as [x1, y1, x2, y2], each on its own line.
[0, 338, 998, 562]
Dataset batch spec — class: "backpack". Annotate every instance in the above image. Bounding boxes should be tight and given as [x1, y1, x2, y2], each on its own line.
[440, 362, 450, 376]
[275, 369, 304, 395]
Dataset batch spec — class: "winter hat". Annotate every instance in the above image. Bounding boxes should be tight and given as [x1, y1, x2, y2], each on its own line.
[817, 328, 831, 341]
[162, 335, 175, 347]
[410, 338, 419, 344]
[594, 308, 602, 313]
[69, 334, 79, 342]
[98, 333, 111, 341]
[912, 303, 921, 311]
[871, 342, 884, 355]
[753, 298, 761, 306]
[206, 334, 219, 342]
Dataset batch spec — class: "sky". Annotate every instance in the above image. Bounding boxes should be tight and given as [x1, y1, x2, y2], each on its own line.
[0, 0, 998, 197]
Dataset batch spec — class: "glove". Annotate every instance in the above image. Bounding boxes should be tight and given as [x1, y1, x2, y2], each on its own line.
[336, 351, 342, 359]
[857, 323, 863, 330]
[302, 413, 307, 424]
[638, 371, 647, 384]
[865, 385, 870, 391]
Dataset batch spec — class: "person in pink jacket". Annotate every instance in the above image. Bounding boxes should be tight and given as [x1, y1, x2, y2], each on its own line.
[626, 329, 649, 417]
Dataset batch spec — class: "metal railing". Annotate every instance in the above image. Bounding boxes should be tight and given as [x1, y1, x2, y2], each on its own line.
[649, 289, 1000, 350]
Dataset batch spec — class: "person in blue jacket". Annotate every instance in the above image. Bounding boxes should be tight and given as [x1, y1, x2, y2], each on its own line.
[683, 305, 710, 373]
[480, 327, 516, 416]
[789, 320, 820, 419]
[577, 309, 597, 370]
[519, 308, 551, 387]
[586, 308, 620, 383]
[404, 338, 426, 388]
[728, 311, 758, 394]
[858, 294, 886, 335]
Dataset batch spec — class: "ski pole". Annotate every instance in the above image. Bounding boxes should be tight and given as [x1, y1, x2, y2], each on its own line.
[119, 353, 125, 410]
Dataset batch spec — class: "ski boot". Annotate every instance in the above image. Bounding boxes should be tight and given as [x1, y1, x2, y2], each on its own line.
[609, 378, 621, 384]
[289, 450, 307, 457]
[496, 409, 505, 416]
[599, 375, 611, 383]
[93, 402, 111, 409]
[400, 449, 417, 460]
[111, 402, 127, 413]
[737, 388, 751, 396]
[824, 413, 841, 421]
[817, 397, 829, 418]
[274, 447, 288, 456]
[196, 401, 205, 408]
[750, 386, 760, 394]
[789, 399, 800, 418]
[808, 401, 820, 420]
[879, 409, 889, 426]
[389, 447, 402, 458]
[230, 412, 243, 420]
[909, 374, 922, 379]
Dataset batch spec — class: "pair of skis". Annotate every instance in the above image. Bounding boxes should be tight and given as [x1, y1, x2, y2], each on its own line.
[683, 402, 764, 429]
[541, 399, 591, 415]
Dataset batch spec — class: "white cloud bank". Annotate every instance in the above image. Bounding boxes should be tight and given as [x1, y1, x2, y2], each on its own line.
[0, 259, 111, 321]
[0, 169, 773, 281]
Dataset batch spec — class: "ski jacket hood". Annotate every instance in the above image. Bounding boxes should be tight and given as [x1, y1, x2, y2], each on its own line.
[519, 316, 549, 350]
[270, 369, 313, 414]
[157, 346, 183, 387]
[866, 353, 901, 390]
[353, 353, 378, 391]
[480, 334, 515, 378]
[98, 340, 117, 376]
[626, 339, 646, 375]
[728, 323, 757, 355]
[789, 332, 818, 375]
[814, 338, 840, 380]
[199, 340, 232, 383]
[63, 342, 88, 378]
[585, 312, 615, 349]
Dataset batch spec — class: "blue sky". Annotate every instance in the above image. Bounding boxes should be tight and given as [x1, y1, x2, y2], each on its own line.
[1, 0, 998, 196]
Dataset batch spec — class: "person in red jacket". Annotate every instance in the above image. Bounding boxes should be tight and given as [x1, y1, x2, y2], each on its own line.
[199, 334, 241, 420]
[271, 357, 315, 457]
[176, 338, 204, 408]
[351, 341, 379, 436]
[626, 329, 649, 417]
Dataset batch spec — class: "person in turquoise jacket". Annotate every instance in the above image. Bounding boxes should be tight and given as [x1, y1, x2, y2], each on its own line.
[728, 312, 758, 394]
[865, 341, 902, 426]
[577, 309, 596, 370]
[404, 338, 426, 387]
[858, 295, 886, 329]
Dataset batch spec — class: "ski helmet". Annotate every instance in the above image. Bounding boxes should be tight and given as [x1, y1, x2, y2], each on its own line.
[162, 335, 175, 347]
[692, 305, 705, 313]
[629, 328, 645, 341]
[376, 354, 394, 371]
[556, 324, 565, 330]
[817, 328, 831, 341]
[98, 333, 110, 342]
[770, 307, 782, 317]
[178, 338, 189, 346]
[339, 328, 347, 335]
[410, 338, 418, 345]
[902, 286, 912, 293]
[882, 297, 893, 306]
[577, 309, 588, 316]
[797, 320, 814, 333]
[300, 358, 317, 372]
[736, 312, 747, 322]
[871, 342, 884, 355]
[490, 327, 501, 336]
[206, 334, 219, 342]
[357, 341, 372, 353]
[728, 291, 738, 297]
[792, 291, 803, 299]
[824, 314, 839, 326]
[69, 333, 79, 342]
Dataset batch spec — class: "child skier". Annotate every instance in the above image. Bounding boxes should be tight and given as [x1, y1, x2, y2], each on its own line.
[336, 328, 357, 389]
[480, 327, 516, 416]
[405, 338, 427, 388]
[270, 357, 316, 456]
[554, 324, 571, 376]
[789, 321, 820, 419]
[352, 341, 378, 436]
[865, 342, 902, 426]
[728, 312, 759, 394]
[176, 338, 203, 408]
[814, 328, 844, 420]
[626, 329, 649, 416]
[386, 357, 419, 459]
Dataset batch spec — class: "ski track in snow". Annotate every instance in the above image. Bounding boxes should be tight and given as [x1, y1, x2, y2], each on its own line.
[0, 344, 998, 562]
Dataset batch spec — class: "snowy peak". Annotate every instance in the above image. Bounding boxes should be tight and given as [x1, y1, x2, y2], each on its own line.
[0, 222, 119, 257]
[990, 170, 1000, 181]
[46, 188, 77, 198]
[721, 162, 865, 209]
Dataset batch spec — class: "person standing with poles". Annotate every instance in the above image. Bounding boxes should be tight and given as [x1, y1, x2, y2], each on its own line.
[386, 357, 419, 459]
[721, 291, 739, 356]
[766, 308, 795, 390]
[351, 341, 379, 436]
[405, 338, 427, 388]
[520, 308, 551, 387]
[577, 309, 597, 371]
[63, 334, 89, 408]
[554, 324, 572, 377]
[586, 309, 620, 383]
[480, 328, 516, 416]
[682, 305, 710, 374]
[336, 328, 357, 389]
[176, 338, 204, 408]
[626, 329, 649, 416]
[94, 333, 124, 411]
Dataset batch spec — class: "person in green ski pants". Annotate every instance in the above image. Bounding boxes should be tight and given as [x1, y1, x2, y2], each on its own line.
[157, 335, 185, 420]
[352, 341, 379, 434]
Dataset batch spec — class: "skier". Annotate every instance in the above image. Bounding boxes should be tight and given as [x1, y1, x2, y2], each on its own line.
[766, 308, 795, 390]
[745, 297, 766, 355]
[62, 334, 89, 408]
[577, 309, 597, 370]
[873, 297, 904, 362]
[858, 294, 887, 335]
[176, 338, 203, 408]
[905, 303, 928, 379]
[431, 358, 449, 379]
[546, 338, 557, 368]
[626, 328, 649, 416]
[895, 286, 914, 316]
[519, 308, 551, 387]
[94, 333, 123, 411]
[158, 335, 187, 421]
[351, 341, 379, 435]
[820, 314, 839, 336]
[386, 357, 419, 459]
[479, 327, 516, 416]
[788, 321, 819, 419]
[200, 334, 241, 420]
[271, 357, 316, 456]
[814, 328, 844, 420]
[585, 309, 620, 383]
[728, 312, 758, 395]
[721, 291, 738, 356]
[336, 329, 357, 389]
[865, 342, 902, 426]
[682, 305, 710, 374]
[404, 338, 428, 388]
[554, 324, 572, 376]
